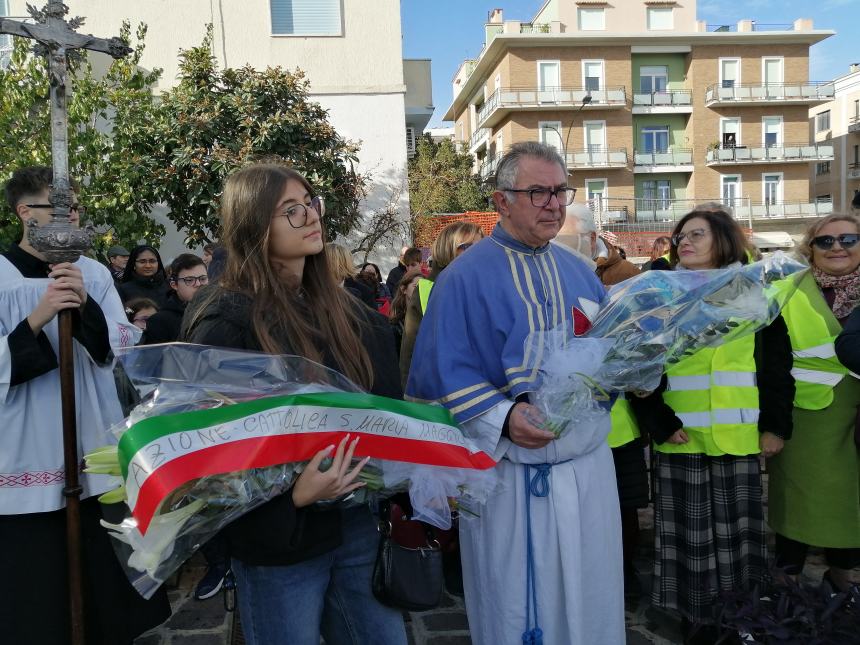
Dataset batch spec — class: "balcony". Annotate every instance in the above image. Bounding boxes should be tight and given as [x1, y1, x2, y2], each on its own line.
[734, 200, 833, 219]
[849, 162, 860, 180]
[467, 128, 490, 154]
[632, 90, 693, 114]
[563, 148, 628, 169]
[633, 148, 694, 173]
[477, 86, 627, 129]
[705, 82, 835, 107]
[478, 154, 501, 181]
[705, 142, 834, 166]
[849, 115, 860, 134]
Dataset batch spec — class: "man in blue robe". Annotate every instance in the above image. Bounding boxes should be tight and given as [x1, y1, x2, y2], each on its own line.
[406, 142, 624, 644]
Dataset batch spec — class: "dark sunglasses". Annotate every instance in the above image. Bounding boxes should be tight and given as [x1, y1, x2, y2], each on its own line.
[811, 234, 860, 250]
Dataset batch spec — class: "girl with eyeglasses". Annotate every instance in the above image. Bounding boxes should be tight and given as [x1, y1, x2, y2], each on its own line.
[180, 163, 407, 645]
[768, 214, 860, 595]
[630, 208, 795, 644]
[117, 245, 172, 308]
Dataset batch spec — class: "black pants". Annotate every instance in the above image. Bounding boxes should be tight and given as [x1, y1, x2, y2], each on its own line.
[774, 533, 860, 574]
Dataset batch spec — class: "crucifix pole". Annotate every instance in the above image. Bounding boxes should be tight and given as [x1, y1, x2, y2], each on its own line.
[0, 4, 132, 644]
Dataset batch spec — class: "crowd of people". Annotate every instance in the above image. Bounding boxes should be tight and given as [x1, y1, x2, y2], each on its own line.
[2, 146, 858, 645]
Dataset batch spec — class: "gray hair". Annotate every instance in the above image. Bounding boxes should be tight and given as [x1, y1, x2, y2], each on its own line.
[495, 141, 567, 192]
[694, 201, 734, 217]
[564, 202, 597, 234]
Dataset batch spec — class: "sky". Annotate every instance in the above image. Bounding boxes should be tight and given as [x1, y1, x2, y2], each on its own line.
[401, 0, 860, 129]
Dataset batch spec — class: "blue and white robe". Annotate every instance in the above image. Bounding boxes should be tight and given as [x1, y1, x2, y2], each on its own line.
[407, 223, 624, 645]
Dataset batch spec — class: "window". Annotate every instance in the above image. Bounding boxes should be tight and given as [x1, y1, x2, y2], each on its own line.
[641, 126, 669, 153]
[0, 0, 9, 64]
[721, 118, 740, 147]
[854, 99, 859, 119]
[642, 179, 672, 210]
[537, 61, 560, 91]
[647, 7, 673, 30]
[495, 73, 501, 92]
[583, 60, 603, 91]
[539, 121, 563, 153]
[640, 66, 668, 93]
[406, 127, 417, 158]
[816, 110, 831, 133]
[270, 0, 342, 36]
[853, 144, 859, 165]
[584, 121, 606, 152]
[815, 161, 831, 175]
[763, 173, 782, 205]
[721, 175, 741, 207]
[763, 117, 782, 147]
[816, 194, 832, 203]
[586, 180, 607, 210]
[578, 7, 605, 30]
[720, 58, 740, 88]
[763, 58, 783, 85]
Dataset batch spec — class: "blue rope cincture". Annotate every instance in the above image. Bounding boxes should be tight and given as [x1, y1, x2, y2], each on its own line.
[522, 463, 554, 645]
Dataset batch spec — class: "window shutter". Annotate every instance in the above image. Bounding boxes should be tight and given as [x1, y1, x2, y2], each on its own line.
[270, 0, 342, 36]
[406, 127, 416, 158]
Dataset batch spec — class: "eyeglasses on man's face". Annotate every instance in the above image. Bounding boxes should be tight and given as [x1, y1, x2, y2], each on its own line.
[672, 228, 710, 246]
[278, 195, 324, 229]
[506, 186, 576, 208]
[174, 274, 209, 286]
[26, 203, 86, 216]
[811, 233, 860, 251]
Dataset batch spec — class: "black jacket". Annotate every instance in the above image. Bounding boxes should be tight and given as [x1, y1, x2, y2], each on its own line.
[117, 274, 172, 307]
[630, 314, 795, 444]
[180, 286, 402, 566]
[385, 263, 406, 295]
[141, 292, 185, 344]
[835, 306, 860, 373]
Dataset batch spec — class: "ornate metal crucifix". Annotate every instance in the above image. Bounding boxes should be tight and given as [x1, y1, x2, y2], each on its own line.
[0, 4, 132, 644]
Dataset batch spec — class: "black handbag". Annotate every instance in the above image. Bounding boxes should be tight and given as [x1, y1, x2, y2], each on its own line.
[371, 500, 444, 611]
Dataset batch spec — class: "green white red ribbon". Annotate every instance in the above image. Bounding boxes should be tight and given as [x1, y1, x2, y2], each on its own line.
[118, 391, 496, 533]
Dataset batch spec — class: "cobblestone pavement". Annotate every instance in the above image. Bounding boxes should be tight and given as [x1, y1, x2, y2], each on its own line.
[136, 492, 853, 645]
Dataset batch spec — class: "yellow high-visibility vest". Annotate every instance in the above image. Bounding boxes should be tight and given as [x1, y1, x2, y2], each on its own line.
[659, 334, 760, 456]
[782, 272, 851, 410]
[418, 278, 433, 314]
[607, 396, 641, 448]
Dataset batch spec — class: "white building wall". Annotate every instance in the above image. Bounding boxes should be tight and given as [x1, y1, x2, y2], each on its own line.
[8, 0, 410, 267]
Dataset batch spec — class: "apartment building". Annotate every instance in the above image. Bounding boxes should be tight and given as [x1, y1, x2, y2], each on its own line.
[3, 0, 429, 262]
[810, 65, 860, 214]
[445, 0, 835, 234]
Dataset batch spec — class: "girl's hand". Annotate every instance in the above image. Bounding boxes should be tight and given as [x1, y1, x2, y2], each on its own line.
[760, 431, 785, 458]
[666, 429, 689, 445]
[291, 435, 369, 508]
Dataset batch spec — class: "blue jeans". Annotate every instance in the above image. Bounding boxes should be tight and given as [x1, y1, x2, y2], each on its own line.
[232, 505, 408, 645]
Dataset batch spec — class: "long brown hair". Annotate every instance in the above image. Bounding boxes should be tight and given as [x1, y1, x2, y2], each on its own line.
[669, 208, 752, 268]
[389, 267, 424, 324]
[210, 163, 373, 388]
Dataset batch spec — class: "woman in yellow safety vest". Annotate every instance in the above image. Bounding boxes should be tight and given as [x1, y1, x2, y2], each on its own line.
[398, 221, 484, 388]
[630, 208, 794, 645]
[769, 214, 860, 594]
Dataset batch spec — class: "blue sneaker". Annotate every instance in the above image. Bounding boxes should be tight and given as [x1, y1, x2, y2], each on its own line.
[194, 563, 228, 600]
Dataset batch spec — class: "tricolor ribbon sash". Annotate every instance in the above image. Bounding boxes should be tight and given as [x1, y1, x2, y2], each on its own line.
[118, 392, 496, 533]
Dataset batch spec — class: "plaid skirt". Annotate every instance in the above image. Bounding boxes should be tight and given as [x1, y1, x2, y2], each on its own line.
[652, 452, 768, 624]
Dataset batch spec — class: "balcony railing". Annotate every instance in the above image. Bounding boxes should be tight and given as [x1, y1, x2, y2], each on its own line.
[478, 154, 501, 181]
[849, 115, 860, 134]
[734, 199, 833, 219]
[634, 148, 694, 168]
[519, 22, 552, 34]
[477, 86, 627, 127]
[467, 127, 490, 153]
[563, 148, 627, 168]
[632, 90, 693, 108]
[705, 142, 834, 165]
[705, 82, 835, 105]
[849, 162, 860, 180]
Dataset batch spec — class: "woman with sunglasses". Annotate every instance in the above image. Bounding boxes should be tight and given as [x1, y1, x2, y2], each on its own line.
[399, 221, 483, 388]
[181, 163, 407, 645]
[117, 245, 172, 307]
[768, 214, 860, 594]
[630, 207, 794, 644]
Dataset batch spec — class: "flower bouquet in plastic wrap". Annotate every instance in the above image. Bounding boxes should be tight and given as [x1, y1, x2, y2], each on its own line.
[525, 252, 808, 437]
[86, 343, 498, 598]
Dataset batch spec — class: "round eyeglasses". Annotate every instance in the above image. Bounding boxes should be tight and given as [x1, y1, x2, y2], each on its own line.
[278, 195, 324, 229]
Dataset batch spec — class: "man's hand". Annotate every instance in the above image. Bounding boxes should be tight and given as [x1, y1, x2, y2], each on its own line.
[759, 431, 784, 458]
[48, 263, 87, 307]
[27, 281, 82, 334]
[666, 429, 689, 445]
[508, 402, 556, 449]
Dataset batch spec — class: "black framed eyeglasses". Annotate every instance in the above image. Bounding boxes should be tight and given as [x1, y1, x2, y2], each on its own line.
[26, 203, 86, 216]
[505, 186, 576, 208]
[278, 195, 323, 229]
[811, 234, 860, 250]
[173, 274, 209, 286]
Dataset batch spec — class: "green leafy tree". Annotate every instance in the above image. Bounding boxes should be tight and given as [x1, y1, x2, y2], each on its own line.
[407, 134, 491, 233]
[135, 27, 365, 245]
[0, 23, 164, 252]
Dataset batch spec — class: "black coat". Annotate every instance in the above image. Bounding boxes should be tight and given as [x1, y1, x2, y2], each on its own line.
[180, 286, 401, 566]
[385, 263, 406, 295]
[630, 315, 795, 444]
[835, 306, 860, 373]
[117, 274, 172, 307]
[141, 292, 185, 344]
